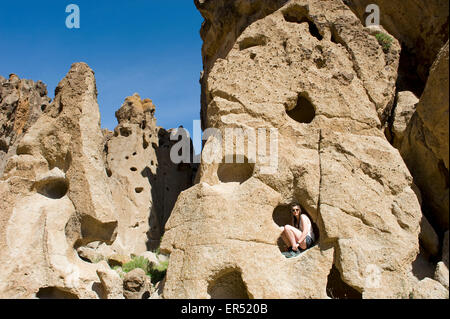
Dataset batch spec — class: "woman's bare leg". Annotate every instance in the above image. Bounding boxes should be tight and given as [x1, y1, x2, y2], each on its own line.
[280, 230, 291, 248]
[284, 225, 302, 251]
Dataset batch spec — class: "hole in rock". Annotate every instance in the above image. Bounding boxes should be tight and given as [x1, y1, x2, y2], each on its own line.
[135, 187, 144, 194]
[314, 57, 326, 69]
[0, 139, 8, 153]
[273, 204, 320, 253]
[207, 269, 250, 299]
[143, 134, 149, 149]
[326, 265, 362, 299]
[217, 157, 254, 184]
[286, 94, 316, 124]
[41, 104, 46, 112]
[106, 168, 112, 177]
[130, 167, 137, 172]
[283, 8, 323, 41]
[239, 35, 268, 51]
[73, 215, 118, 249]
[36, 179, 69, 199]
[119, 127, 131, 137]
[36, 287, 79, 299]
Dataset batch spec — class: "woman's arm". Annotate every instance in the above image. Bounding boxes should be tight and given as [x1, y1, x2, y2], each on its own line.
[297, 215, 311, 244]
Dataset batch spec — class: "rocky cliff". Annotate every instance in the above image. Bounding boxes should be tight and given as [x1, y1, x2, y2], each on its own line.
[160, 0, 448, 299]
[0, 63, 193, 298]
[0, 0, 448, 299]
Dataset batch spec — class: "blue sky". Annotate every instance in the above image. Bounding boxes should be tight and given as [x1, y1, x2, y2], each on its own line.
[0, 1, 204, 141]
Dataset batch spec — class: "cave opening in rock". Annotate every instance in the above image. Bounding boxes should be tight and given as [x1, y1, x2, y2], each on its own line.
[36, 179, 69, 199]
[135, 187, 144, 194]
[239, 35, 268, 51]
[283, 7, 323, 41]
[207, 269, 250, 299]
[217, 156, 255, 184]
[326, 264, 362, 299]
[36, 287, 79, 299]
[286, 94, 316, 124]
[273, 204, 320, 253]
[119, 127, 131, 137]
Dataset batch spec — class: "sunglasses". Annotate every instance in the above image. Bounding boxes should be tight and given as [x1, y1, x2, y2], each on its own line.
[291, 208, 300, 212]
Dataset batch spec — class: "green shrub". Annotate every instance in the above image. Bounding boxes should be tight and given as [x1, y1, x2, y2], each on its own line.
[119, 255, 169, 285]
[122, 256, 150, 276]
[375, 32, 393, 53]
[149, 260, 169, 285]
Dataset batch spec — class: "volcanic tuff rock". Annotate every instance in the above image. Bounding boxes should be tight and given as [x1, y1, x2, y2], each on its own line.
[104, 93, 194, 253]
[345, 0, 449, 87]
[0, 0, 448, 300]
[388, 91, 419, 149]
[400, 41, 449, 232]
[0, 74, 51, 175]
[161, 0, 424, 299]
[0, 63, 193, 298]
[0, 63, 118, 298]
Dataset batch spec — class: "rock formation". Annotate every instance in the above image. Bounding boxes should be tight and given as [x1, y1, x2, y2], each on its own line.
[0, 63, 118, 298]
[104, 93, 194, 253]
[0, 64, 193, 298]
[0, 74, 51, 174]
[0, 0, 448, 300]
[400, 42, 449, 233]
[160, 0, 432, 299]
[345, 0, 449, 91]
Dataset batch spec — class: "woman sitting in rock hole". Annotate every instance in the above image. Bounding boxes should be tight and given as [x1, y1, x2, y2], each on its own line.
[281, 202, 316, 258]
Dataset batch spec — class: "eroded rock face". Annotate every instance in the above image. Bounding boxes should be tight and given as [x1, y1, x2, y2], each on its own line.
[0, 64, 194, 298]
[161, 0, 423, 299]
[0, 74, 51, 175]
[344, 0, 449, 88]
[387, 91, 419, 148]
[104, 94, 194, 253]
[0, 63, 118, 298]
[400, 41, 449, 232]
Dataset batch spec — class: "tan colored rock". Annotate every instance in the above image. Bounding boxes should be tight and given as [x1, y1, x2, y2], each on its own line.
[345, 0, 449, 83]
[410, 278, 449, 299]
[389, 91, 419, 148]
[108, 254, 132, 268]
[97, 266, 125, 299]
[123, 268, 152, 299]
[0, 63, 118, 298]
[0, 74, 50, 175]
[139, 251, 159, 266]
[434, 262, 449, 290]
[105, 94, 194, 253]
[400, 41, 449, 230]
[0, 63, 193, 298]
[161, 0, 422, 299]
